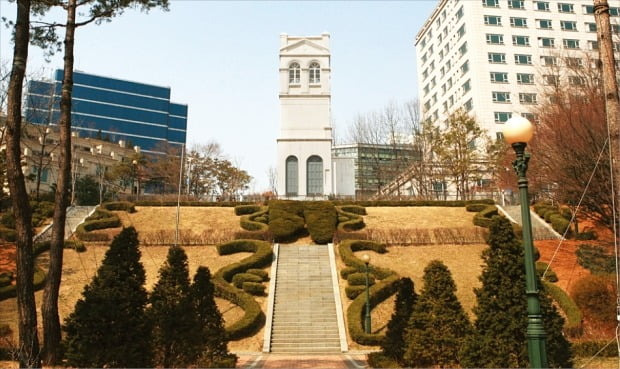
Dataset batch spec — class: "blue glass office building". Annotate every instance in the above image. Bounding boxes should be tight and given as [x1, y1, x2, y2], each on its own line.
[25, 69, 187, 154]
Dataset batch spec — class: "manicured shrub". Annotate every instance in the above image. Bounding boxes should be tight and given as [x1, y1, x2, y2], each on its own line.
[536, 262, 558, 283]
[332, 199, 495, 207]
[268, 200, 305, 217]
[336, 207, 365, 232]
[242, 282, 266, 296]
[63, 227, 152, 368]
[571, 274, 615, 322]
[64, 239, 87, 253]
[550, 214, 572, 237]
[233, 230, 273, 242]
[232, 273, 263, 289]
[0, 227, 16, 242]
[338, 240, 391, 279]
[339, 205, 367, 215]
[346, 285, 366, 300]
[381, 278, 416, 363]
[460, 216, 573, 369]
[213, 240, 272, 340]
[134, 200, 253, 207]
[246, 269, 268, 281]
[234, 205, 262, 216]
[465, 203, 488, 212]
[102, 201, 136, 213]
[0, 272, 12, 287]
[403, 261, 471, 368]
[304, 201, 337, 244]
[575, 231, 597, 240]
[472, 205, 498, 228]
[268, 209, 305, 242]
[340, 266, 358, 279]
[347, 272, 375, 286]
[577, 244, 615, 275]
[75, 208, 121, 241]
[543, 281, 583, 337]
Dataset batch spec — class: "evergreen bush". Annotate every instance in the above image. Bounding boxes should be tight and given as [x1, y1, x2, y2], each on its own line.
[381, 277, 416, 363]
[571, 274, 615, 322]
[576, 244, 615, 274]
[403, 260, 471, 368]
[268, 208, 305, 242]
[460, 216, 573, 368]
[62, 227, 152, 368]
[234, 205, 262, 216]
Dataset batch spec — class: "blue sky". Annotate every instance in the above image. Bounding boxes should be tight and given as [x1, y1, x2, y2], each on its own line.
[0, 0, 437, 192]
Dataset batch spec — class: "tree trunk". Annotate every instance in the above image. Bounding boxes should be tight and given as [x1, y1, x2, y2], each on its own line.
[5, 1, 41, 367]
[594, 0, 620, 249]
[41, 0, 76, 364]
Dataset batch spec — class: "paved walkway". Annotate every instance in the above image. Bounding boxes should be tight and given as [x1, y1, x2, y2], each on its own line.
[499, 205, 560, 240]
[237, 353, 369, 369]
[34, 205, 96, 242]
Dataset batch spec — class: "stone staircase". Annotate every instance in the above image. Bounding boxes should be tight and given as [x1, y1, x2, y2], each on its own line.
[498, 205, 561, 240]
[269, 245, 342, 353]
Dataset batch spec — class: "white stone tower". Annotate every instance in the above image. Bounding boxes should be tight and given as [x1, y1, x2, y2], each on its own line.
[276, 33, 333, 199]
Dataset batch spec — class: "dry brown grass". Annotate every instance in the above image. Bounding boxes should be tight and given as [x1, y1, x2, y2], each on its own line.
[364, 207, 477, 230]
[335, 243, 487, 350]
[0, 245, 268, 352]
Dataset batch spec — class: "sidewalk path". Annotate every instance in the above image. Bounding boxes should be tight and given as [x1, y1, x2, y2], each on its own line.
[237, 353, 369, 369]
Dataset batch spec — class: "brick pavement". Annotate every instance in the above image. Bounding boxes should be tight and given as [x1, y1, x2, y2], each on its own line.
[237, 353, 369, 369]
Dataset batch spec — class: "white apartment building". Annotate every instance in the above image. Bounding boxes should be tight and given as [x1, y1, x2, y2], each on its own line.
[415, 0, 620, 141]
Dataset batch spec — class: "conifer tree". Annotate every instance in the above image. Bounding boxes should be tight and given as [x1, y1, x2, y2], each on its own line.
[63, 227, 152, 368]
[403, 260, 471, 368]
[381, 277, 417, 363]
[191, 266, 237, 368]
[460, 216, 572, 368]
[149, 246, 202, 368]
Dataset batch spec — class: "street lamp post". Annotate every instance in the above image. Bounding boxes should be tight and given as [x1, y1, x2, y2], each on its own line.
[503, 116, 548, 369]
[361, 254, 371, 334]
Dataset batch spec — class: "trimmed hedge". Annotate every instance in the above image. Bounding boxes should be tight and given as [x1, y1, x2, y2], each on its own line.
[0, 227, 16, 242]
[102, 201, 136, 213]
[340, 266, 358, 279]
[75, 208, 121, 241]
[240, 208, 269, 232]
[543, 281, 583, 337]
[268, 200, 305, 217]
[338, 240, 390, 279]
[235, 205, 262, 216]
[246, 268, 269, 281]
[0, 266, 46, 300]
[332, 199, 494, 207]
[268, 208, 305, 242]
[347, 272, 375, 286]
[577, 244, 615, 275]
[533, 203, 573, 237]
[242, 282, 266, 296]
[339, 205, 367, 215]
[232, 273, 263, 288]
[465, 203, 488, 213]
[213, 239, 273, 340]
[304, 201, 338, 244]
[536, 262, 558, 283]
[473, 205, 498, 228]
[0, 273, 12, 287]
[347, 274, 400, 345]
[345, 285, 366, 299]
[134, 200, 254, 207]
[336, 207, 365, 233]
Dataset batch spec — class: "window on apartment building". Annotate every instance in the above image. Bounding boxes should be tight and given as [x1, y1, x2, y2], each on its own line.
[537, 19, 552, 29]
[563, 39, 580, 49]
[457, 24, 466, 38]
[515, 54, 532, 64]
[422, 53, 428, 63]
[431, 77, 436, 88]
[544, 74, 560, 86]
[566, 57, 583, 67]
[433, 110, 439, 121]
[490, 72, 509, 83]
[464, 98, 473, 111]
[420, 38, 426, 48]
[447, 77, 453, 88]
[557, 3, 574, 13]
[535, 1, 550, 11]
[440, 66, 445, 77]
[461, 60, 470, 74]
[589, 40, 599, 50]
[456, 6, 464, 20]
[522, 112, 539, 123]
[611, 7, 620, 16]
[541, 55, 557, 66]
[586, 22, 597, 32]
[584, 5, 594, 14]
[488, 52, 506, 63]
[432, 93, 437, 104]
[429, 61, 435, 71]
[613, 24, 620, 33]
[561, 21, 577, 31]
[449, 95, 454, 107]
[443, 101, 448, 112]
[513, 35, 530, 46]
[484, 15, 502, 26]
[539, 37, 555, 48]
[569, 76, 586, 86]
[423, 69, 428, 80]
[508, 0, 525, 9]
[459, 42, 468, 56]
[441, 83, 447, 93]
[444, 44, 450, 55]
[423, 85, 430, 95]
[615, 42, 620, 52]
[483, 0, 499, 7]
[439, 50, 444, 61]
[438, 33, 443, 43]
[462, 79, 471, 94]
[486, 34, 504, 45]
[517, 73, 534, 84]
[443, 26, 448, 37]
[494, 112, 512, 123]
[519, 93, 537, 104]
[510, 17, 527, 27]
[445, 59, 451, 70]
[424, 101, 431, 112]
[492, 91, 511, 102]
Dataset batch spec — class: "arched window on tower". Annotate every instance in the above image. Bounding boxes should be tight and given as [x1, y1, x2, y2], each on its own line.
[289, 62, 300, 84]
[285, 156, 299, 196]
[309, 62, 321, 84]
[306, 155, 323, 195]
